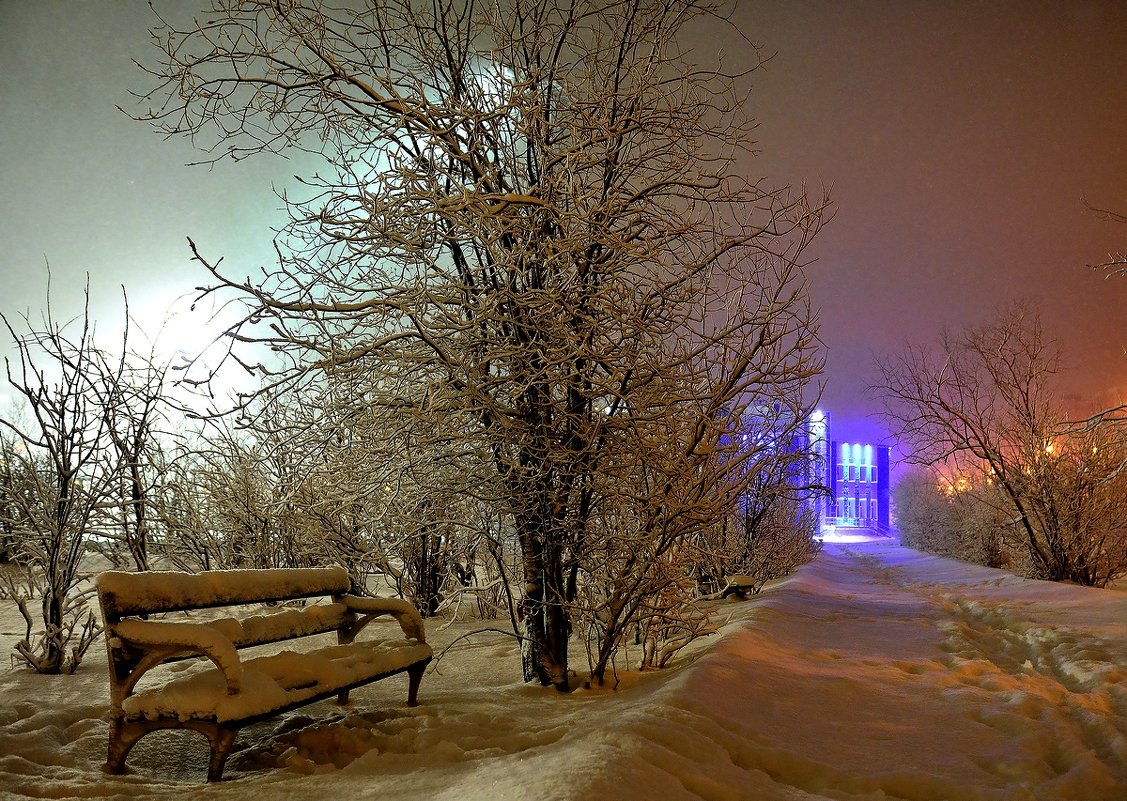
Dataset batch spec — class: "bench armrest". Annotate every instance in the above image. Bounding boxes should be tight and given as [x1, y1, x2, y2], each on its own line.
[339, 595, 427, 644]
[112, 619, 243, 694]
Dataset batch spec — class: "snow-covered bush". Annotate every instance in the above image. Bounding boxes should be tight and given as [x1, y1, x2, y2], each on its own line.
[0, 300, 109, 674]
[689, 443, 823, 599]
[1010, 424, 1127, 587]
[735, 500, 822, 594]
[892, 469, 1011, 569]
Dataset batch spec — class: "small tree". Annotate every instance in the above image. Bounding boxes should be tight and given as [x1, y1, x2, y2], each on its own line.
[0, 289, 110, 673]
[96, 345, 171, 572]
[148, 442, 222, 571]
[178, 424, 311, 570]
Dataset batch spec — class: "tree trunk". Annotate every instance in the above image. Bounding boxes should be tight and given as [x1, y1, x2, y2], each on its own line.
[127, 459, 149, 571]
[40, 590, 65, 674]
[517, 512, 570, 691]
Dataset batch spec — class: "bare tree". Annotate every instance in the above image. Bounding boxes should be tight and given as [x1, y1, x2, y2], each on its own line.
[874, 304, 1127, 586]
[93, 329, 176, 572]
[0, 288, 110, 673]
[137, 0, 826, 689]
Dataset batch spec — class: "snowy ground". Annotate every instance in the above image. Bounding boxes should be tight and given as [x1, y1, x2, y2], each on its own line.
[2, 539, 1126, 801]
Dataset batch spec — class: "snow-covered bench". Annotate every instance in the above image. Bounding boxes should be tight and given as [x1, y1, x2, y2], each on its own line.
[94, 566, 432, 782]
[702, 574, 761, 600]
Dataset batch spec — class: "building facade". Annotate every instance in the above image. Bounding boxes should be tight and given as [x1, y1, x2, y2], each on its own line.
[805, 412, 891, 536]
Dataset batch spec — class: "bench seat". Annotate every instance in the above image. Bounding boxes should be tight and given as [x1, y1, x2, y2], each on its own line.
[122, 639, 434, 723]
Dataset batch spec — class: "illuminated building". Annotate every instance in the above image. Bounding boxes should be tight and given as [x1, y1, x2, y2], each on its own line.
[797, 411, 892, 535]
[740, 407, 891, 537]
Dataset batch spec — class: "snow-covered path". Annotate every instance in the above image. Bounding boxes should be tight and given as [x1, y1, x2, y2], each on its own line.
[587, 541, 1127, 800]
[2, 541, 1126, 800]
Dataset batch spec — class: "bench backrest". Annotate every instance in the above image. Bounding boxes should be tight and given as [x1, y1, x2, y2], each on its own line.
[96, 566, 351, 621]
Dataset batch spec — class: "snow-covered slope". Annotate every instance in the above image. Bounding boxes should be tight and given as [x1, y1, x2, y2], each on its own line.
[2, 540, 1125, 800]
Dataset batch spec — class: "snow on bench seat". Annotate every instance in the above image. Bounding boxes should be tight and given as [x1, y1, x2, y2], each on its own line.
[122, 639, 434, 723]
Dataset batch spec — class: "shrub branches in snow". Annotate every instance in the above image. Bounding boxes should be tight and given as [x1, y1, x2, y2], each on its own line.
[891, 469, 1013, 570]
[136, 0, 826, 688]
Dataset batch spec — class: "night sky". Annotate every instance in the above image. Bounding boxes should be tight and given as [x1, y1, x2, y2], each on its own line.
[2, 1, 1125, 450]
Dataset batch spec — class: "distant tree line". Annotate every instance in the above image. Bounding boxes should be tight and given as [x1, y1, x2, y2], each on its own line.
[0, 285, 823, 678]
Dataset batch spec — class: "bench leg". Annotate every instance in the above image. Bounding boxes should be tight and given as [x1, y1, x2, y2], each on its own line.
[406, 661, 426, 707]
[107, 718, 237, 781]
[206, 725, 239, 782]
[105, 718, 146, 776]
[337, 689, 350, 705]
